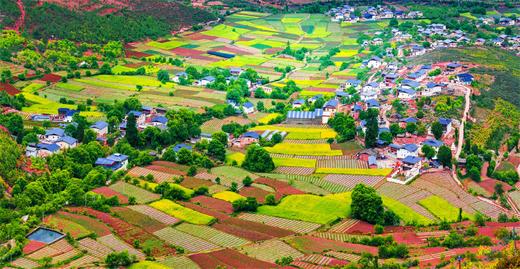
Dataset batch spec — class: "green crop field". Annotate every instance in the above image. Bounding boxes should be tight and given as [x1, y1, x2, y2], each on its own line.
[110, 181, 160, 204]
[211, 166, 258, 182]
[150, 199, 216, 225]
[273, 157, 316, 168]
[147, 39, 187, 50]
[257, 193, 352, 224]
[382, 196, 433, 225]
[266, 143, 342, 156]
[419, 196, 473, 222]
[315, 168, 392, 176]
[203, 24, 250, 40]
[56, 82, 84, 92]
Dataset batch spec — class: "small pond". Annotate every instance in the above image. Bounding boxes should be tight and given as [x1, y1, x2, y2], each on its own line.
[26, 227, 64, 244]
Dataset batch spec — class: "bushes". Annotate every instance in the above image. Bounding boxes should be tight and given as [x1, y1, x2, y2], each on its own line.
[378, 243, 409, 259]
[232, 197, 259, 212]
[105, 251, 136, 268]
[351, 184, 399, 226]
[242, 145, 275, 172]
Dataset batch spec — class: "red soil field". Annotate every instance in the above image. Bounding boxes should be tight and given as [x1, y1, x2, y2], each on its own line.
[478, 178, 512, 194]
[213, 222, 274, 241]
[189, 253, 229, 269]
[214, 46, 254, 55]
[190, 54, 220, 62]
[91, 186, 129, 204]
[265, 47, 284, 54]
[219, 217, 294, 238]
[151, 161, 189, 171]
[40, 73, 62, 83]
[391, 232, 425, 246]
[239, 186, 271, 203]
[170, 47, 205, 57]
[185, 32, 218, 40]
[191, 195, 234, 214]
[344, 220, 374, 234]
[0, 83, 20, 95]
[123, 62, 149, 68]
[180, 201, 230, 220]
[146, 165, 186, 176]
[178, 177, 214, 189]
[54, 211, 111, 236]
[23, 240, 46, 254]
[204, 249, 278, 269]
[290, 235, 378, 255]
[125, 50, 151, 58]
[67, 207, 175, 256]
[255, 177, 304, 196]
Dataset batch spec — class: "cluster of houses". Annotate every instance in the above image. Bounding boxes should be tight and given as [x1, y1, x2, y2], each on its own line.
[327, 4, 423, 23]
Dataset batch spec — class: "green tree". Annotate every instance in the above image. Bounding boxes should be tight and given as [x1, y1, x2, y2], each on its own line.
[351, 184, 384, 224]
[0, 131, 21, 182]
[388, 18, 399, 28]
[242, 145, 275, 172]
[125, 113, 139, 147]
[421, 144, 435, 159]
[105, 251, 136, 268]
[406, 122, 416, 134]
[157, 70, 170, 83]
[431, 122, 444, 140]
[207, 140, 226, 161]
[379, 131, 393, 144]
[437, 146, 452, 167]
[364, 109, 379, 148]
[99, 63, 112, 74]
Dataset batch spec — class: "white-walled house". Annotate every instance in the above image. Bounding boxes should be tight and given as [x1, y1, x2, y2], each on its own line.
[367, 56, 382, 69]
[56, 136, 78, 150]
[90, 121, 109, 137]
[397, 144, 419, 159]
[242, 102, 255, 114]
[397, 88, 417, 100]
[423, 82, 443, 96]
[44, 128, 65, 142]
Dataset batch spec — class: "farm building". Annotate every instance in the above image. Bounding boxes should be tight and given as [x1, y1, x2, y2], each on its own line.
[95, 153, 129, 171]
[91, 121, 109, 137]
[286, 109, 324, 125]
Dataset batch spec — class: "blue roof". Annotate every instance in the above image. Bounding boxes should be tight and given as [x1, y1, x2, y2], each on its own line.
[447, 62, 462, 68]
[421, 65, 432, 70]
[386, 73, 398, 79]
[293, 99, 305, 105]
[402, 144, 419, 152]
[347, 79, 361, 86]
[202, 76, 215, 82]
[142, 106, 152, 111]
[398, 88, 416, 95]
[287, 109, 323, 119]
[368, 156, 377, 165]
[353, 104, 363, 112]
[176, 72, 187, 77]
[457, 73, 474, 82]
[151, 116, 168, 124]
[107, 153, 128, 162]
[173, 143, 192, 152]
[243, 131, 260, 139]
[389, 143, 402, 149]
[230, 67, 242, 72]
[401, 79, 420, 88]
[423, 139, 444, 148]
[366, 99, 380, 108]
[439, 117, 452, 125]
[402, 117, 417, 124]
[336, 91, 349, 97]
[37, 143, 60, 152]
[128, 111, 142, 117]
[91, 121, 108, 130]
[57, 136, 77, 145]
[407, 70, 425, 79]
[366, 81, 379, 88]
[426, 82, 441, 88]
[403, 156, 422, 165]
[243, 102, 254, 109]
[378, 127, 390, 134]
[323, 99, 339, 108]
[363, 13, 373, 19]
[95, 158, 115, 166]
[65, 110, 79, 117]
[45, 128, 65, 137]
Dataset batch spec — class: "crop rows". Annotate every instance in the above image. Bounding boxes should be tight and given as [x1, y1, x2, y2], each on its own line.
[324, 251, 361, 262]
[324, 174, 384, 190]
[127, 205, 180, 225]
[317, 159, 367, 169]
[175, 223, 250, 248]
[291, 261, 324, 269]
[160, 256, 200, 269]
[313, 232, 369, 242]
[239, 213, 321, 233]
[78, 238, 114, 259]
[191, 195, 234, 214]
[328, 219, 359, 233]
[275, 166, 315, 175]
[127, 166, 174, 183]
[61, 255, 99, 269]
[98, 234, 145, 259]
[286, 174, 351, 193]
[239, 239, 304, 263]
[270, 153, 354, 160]
[283, 139, 329, 144]
[154, 227, 218, 252]
[109, 181, 160, 203]
[50, 249, 80, 263]
[297, 254, 347, 267]
[11, 257, 39, 269]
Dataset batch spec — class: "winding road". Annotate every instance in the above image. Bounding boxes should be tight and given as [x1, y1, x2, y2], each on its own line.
[453, 83, 471, 160]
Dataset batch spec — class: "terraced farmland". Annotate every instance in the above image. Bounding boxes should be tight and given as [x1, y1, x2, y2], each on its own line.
[175, 223, 250, 248]
[238, 213, 321, 233]
[154, 227, 218, 252]
[109, 181, 160, 204]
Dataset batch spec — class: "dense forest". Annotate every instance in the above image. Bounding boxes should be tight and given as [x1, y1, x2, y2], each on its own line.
[10, 0, 217, 43]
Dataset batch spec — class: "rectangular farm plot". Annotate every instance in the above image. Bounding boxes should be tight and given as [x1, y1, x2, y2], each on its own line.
[273, 157, 316, 168]
[175, 223, 250, 248]
[212, 191, 245, 203]
[109, 181, 160, 204]
[191, 195, 234, 214]
[111, 207, 167, 233]
[419, 195, 473, 222]
[154, 227, 218, 252]
[266, 143, 343, 156]
[147, 39, 187, 50]
[44, 211, 111, 238]
[150, 199, 216, 225]
[91, 186, 129, 204]
[159, 256, 200, 269]
[127, 205, 180, 225]
[315, 167, 392, 176]
[239, 213, 321, 233]
[323, 174, 385, 190]
[78, 238, 115, 259]
[239, 239, 304, 263]
[250, 125, 337, 139]
[98, 234, 145, 260]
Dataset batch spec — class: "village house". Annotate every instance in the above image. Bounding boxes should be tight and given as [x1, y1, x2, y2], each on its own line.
[229, 67, 243, 76]
[35, 143, 61, 157]
[90, 121, 109, 137]
[172, 72, 188, 83]
[438, 118, 453, 134]
[235, 131, 260, 147]
[361, 90, 378, 101]
[292, 99, 305, 109]
[196, 76, 216, 86]
[423, 82, 444, 97]
[150, 115, 169, 129]
[173, 143, 192, 153]
[308, 94, 323, 104]
[345, 79, 362, 90]
[322, 99, 339, 124]
[95, 153, 129, 171]
[127, 111, 146, 126]
[366, 56, 382, 69]
[366, 99, 380, 110]
[397, 88, 417, 100]
[44, 128, 65, 142]
[242, 102, 255, 114]
[422, 139, 444, 153]
[363, 81, 381, 92]
[402, 155, 423, 170]
[397, 144, 419, 159]
[456, 73, 474, 85]
[56, 136, 78, 150]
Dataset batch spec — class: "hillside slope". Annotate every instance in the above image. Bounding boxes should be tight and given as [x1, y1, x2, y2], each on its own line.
[8, 0, 217, 43]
